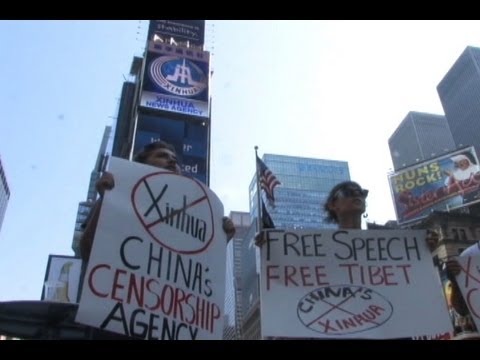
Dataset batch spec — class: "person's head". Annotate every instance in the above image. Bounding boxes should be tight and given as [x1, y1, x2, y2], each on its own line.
[324, 181, 368, 225]
[133, 141, 181, 174]
[451, 154, 472, 171]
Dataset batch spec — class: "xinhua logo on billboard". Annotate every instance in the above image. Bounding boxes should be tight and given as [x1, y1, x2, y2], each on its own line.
[149, 56, 208, 98]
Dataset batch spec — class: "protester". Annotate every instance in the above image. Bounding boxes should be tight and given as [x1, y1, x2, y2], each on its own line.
[79, 141, 235, 261]
[323, 180, 368, 229]
[443, 242, 480, 334]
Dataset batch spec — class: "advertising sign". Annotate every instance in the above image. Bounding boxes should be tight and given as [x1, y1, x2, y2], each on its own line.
[76, 157, 226, 340]
[148, 20, 205, 48]
[259, 229, 453, 339]
[140, 42, 210, 118]
[133, 113, 209, 184]
[41, 255, 82, 303]
[389, 146, 480, 224]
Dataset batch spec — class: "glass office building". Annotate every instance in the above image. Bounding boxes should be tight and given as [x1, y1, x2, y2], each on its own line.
[71, 126, 111, 256]
[0, 157, 10, 233]
[223, 211, 252, 340]
[249, 154, 350, 229]
[388, 111, 456, 171]
[438, 46, 480, 158]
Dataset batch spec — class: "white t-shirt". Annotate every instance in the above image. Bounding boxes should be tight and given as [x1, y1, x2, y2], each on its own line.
[461, 242, 480, 257]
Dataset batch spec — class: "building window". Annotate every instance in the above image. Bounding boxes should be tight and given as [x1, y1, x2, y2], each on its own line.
[451, 228, 468, 241]
[452, 228, 460, 241]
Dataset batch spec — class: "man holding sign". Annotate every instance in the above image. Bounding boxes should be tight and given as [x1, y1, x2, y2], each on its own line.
[76, 141, 235, 340]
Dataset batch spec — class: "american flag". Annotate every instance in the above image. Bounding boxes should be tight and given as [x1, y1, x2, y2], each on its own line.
[261, 199, 275, 229]
[256, 155, 281, 205]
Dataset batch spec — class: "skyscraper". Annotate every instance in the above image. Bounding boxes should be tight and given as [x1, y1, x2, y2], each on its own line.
[249, 154, 350, 229]
[71, 126, 111, 256]
[223, 211, 251, 340]
[0, 156, 10, 233]
[438, 46, 480, 158]
[388, 111, 456, 171]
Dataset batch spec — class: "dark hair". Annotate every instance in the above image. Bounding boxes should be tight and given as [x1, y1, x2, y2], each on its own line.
[323, 181, 364, 224]
[133, 141, 177, 164]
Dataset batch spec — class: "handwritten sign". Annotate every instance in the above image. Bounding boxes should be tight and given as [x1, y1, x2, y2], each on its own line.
[259, 229, 453, 339]
[456, 256, 480, 331]
[75, 157, 226, 340]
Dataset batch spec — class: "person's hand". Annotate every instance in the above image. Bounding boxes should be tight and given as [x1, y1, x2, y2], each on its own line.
[255, 231, 267, 247]
[445, 259, 462, 277]
[426, 229, 439, 252]
[222, 216, 236, 242]
[96, 171, 115, 197]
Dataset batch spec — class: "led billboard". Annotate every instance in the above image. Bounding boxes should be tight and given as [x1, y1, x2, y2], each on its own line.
[148, 20, 205, 48]
[140, 42, 210, 119]
[133, 113, 209, 184]
[389, 146, 480, 224]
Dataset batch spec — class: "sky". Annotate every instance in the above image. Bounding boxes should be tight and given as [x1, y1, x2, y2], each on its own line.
[1, 20, 480, 302]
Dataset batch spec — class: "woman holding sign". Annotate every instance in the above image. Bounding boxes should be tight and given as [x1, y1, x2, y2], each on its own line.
[324, 180, 440, 252]
[80, 141, 236, 261]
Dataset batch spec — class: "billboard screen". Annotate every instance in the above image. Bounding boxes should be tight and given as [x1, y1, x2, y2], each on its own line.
[148, 20, 205, 48]
[140, 42, 210, 118]
[389, 146, 480, 224]
[133, 113, 209, 184]
[41, 255, 82, 303]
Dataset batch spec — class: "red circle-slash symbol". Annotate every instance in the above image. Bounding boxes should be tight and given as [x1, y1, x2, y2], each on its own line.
[131, 171, 215, 254]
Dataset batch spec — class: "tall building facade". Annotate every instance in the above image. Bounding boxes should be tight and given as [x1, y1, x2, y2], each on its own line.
[133, 20, 211, 185]
[0, 157, 10, 233]
[72, 20, 212, 256]
[438, 46, 480, 158]
[388, 111, 456, 171]
[249, 154, 350, 229]
[223, 211, 251, 340]
[71, 126, 111, 256]
[239, 221, 262, 339]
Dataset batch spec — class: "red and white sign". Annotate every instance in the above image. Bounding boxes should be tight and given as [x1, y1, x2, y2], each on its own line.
[455, 255, 480, 331]
[76, 157, 226, 340]
[260, 229, 453, 339]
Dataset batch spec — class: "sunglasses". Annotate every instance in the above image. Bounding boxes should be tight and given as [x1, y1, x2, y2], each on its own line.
[334, 187, 369, 199]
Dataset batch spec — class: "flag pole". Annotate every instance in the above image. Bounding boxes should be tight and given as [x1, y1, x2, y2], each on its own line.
[255, 146, 263, 233]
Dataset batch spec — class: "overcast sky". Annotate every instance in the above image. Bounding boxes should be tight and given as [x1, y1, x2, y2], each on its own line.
[1, 20, 479, 302]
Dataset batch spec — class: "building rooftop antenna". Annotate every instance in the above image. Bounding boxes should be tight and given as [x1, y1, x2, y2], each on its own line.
[206, 21, 216, 76]
[135, 20, 147, 55]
